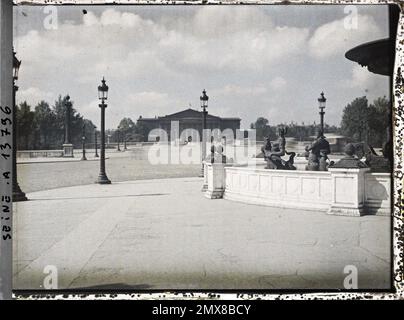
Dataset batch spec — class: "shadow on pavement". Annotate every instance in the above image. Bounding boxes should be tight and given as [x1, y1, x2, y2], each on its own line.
[28, 193, 170, 201]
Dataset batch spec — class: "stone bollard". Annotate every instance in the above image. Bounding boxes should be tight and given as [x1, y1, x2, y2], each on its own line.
[205, 163, 226, 199]
[328, 161, 370, 217]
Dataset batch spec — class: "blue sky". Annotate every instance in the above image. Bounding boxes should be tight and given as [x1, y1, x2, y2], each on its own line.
[14, 5, 390, 129]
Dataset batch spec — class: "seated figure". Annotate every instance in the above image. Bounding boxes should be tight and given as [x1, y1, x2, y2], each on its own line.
[261, 128, 296, 170]
[305, 130, 332, 171]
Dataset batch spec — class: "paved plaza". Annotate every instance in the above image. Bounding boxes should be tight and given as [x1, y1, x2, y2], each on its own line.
[13, 176, 391, 290]
[17, 148, 200, 193]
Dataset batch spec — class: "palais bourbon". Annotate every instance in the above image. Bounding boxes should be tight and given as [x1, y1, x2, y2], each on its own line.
[137, 108, 241, 142]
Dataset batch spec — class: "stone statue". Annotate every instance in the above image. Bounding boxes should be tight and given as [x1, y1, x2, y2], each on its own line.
[261, 127, 296, 170]
[305, 131, 332, 171]
[329, 143, 368, 168]
[329, 141, 390, 172]
[364, 141, 391, 172]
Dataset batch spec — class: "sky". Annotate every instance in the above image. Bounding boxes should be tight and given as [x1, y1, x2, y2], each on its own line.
[13, 5, 390, 130]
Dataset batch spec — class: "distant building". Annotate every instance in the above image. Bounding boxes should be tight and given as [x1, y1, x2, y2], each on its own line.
[137, 108, 241, 142]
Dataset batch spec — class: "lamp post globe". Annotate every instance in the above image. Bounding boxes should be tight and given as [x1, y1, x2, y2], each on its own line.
[200, 89, 209, 110]
[64, 95, 72, 144]
[318, 92, 326, 136]
[98, 77, 109, 100]
[200, 89, 209, 177]
[96, 77, 111, 184]
[13, 49, 21, 81]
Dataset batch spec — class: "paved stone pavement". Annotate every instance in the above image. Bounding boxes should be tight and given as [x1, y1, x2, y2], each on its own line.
[17, 148, 200, 193]
[17, 147, 133, 164]
[13, 177, 391, 290]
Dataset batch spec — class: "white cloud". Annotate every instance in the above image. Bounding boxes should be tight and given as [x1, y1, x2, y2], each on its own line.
[16, 7, 310, 83]
[212, 84, 268, 97]
[349, 65, 374, 88]
[309, 14, 383, 59]
[341, 64, 389, 102]
[13, 6, 389, 129]
[269, 77, 287, 90]
[17, 87, 55, 106]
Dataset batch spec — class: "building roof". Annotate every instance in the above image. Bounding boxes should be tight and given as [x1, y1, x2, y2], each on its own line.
[138, 108, 240, 121]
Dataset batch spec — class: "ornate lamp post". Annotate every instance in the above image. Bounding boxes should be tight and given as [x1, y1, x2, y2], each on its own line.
[94, 125, 99, 158]
[116, 128, 121, 151]
[96, 77, 111, 184]
[200, 89, 209, 177]
[318, 92, 326, 136]
[12, 50, 27, 202]
[81, 123, 87, 161]
[62, 95, 74, 157]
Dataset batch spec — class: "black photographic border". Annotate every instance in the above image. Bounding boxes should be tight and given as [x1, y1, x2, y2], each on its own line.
[1, 0, 402, 301]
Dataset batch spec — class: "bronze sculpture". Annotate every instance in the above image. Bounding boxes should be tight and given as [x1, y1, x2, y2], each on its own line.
[329, 143, 368, 168]
[305, 130, 332, 171]
[261, 127, 296, 170]
[362, 141, 391, 172]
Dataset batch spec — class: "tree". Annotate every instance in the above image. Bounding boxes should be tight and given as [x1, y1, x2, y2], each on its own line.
[340, 96, 391, 147]
[52, 95, 95, 148]
[51, 95, 70, 147]
[117, 117, 136, 141]
[341, 96, 369, 142]
[134, 121, 148, 142]
[369, 96, 391, 146]
[16, 102, 35, 150]
[82, 119, 96, 146]
[13, 95, 99, 150]
[34, 101, 54, 149]
[250, 117, 275, 141]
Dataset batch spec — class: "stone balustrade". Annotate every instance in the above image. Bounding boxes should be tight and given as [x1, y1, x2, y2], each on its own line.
[17, 150, 64, 158]
[223, 166, 332, 211]
[203, 163, 391, 216]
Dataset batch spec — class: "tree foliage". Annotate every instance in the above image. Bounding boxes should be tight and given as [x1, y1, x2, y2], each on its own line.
[16, 95, 96, 150]
[340, 96, 390, 147]
[250, 117, 275, 141]
[249, 117, 338, 142]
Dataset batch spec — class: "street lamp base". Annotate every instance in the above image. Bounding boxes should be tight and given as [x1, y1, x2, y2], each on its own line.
[81, 156, 87, 161]
[97, 174, 111, 184]
[95, 153, 99, 158]
[13, 184, 28, 202]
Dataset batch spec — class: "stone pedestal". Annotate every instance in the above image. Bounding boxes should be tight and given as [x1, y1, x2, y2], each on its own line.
[201, 161, 208, 192]
[62, 144, 74, 158]
[205, 163, 226, 199]
[328, 167, 370, 216]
